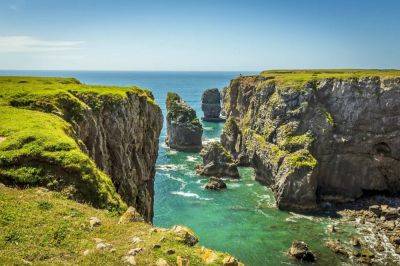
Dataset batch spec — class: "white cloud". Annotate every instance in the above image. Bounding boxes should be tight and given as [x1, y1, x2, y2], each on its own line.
[0, 36, 84, 53]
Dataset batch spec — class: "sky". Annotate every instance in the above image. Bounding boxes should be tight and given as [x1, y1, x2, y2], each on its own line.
[0, 0, 399, 71]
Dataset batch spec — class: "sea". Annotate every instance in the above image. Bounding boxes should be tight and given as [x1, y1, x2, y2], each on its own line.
[0, 70, 353, 265]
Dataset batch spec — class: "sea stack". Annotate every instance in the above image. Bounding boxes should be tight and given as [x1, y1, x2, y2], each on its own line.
[201, 88, 224, 122]
[166, 92, 203, 152]
[197, 141, 239, 178]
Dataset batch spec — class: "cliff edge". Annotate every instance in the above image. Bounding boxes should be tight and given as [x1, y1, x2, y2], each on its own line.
[0, 76, 162, 221]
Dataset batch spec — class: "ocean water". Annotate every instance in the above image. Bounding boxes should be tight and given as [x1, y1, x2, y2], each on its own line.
[0, 70, 352, 265]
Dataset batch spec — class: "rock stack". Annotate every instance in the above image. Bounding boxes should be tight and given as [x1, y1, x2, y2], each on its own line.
[165, 92, 203, 152]
[201, 88, 224, 122]
[196, 141, 239, 178]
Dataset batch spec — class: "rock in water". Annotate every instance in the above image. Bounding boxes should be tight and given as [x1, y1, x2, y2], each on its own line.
[221, 71, 400, 212]
[204, 177, 227, 190]
[197, 141, 239, 178]
[201, 88, 224, 122]
[165, 92, 203, 151]
[289, 240, 316, 262]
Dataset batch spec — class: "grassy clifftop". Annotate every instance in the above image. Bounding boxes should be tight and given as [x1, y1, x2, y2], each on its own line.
[259, 69, 400, 89]
[0, 185, 232, 265]
[0, 76, 156, 211]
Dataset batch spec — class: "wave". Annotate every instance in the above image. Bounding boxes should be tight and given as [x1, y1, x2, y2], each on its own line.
[202, 137, 220, 145]
[171, 191, 213, 201]
[227, 183, 241, 188]
[156, 164, 185, 171]
[186, 155, 200, 162]
[203, 126, 213, 131]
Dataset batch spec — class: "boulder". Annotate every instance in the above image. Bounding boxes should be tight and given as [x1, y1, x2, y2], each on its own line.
[171, 225, 199, 246]
[118, 206, 144, 224]
[166, 92, 203, 152]
[197, 141, 239, 178]
[204, 177, 227, 190]
[156, 258, 169, 266]
[222, 256, 239, 266]
[288, 240, 316, 262]
[201, 88, 224, 122]
[89, 217, 101, 228]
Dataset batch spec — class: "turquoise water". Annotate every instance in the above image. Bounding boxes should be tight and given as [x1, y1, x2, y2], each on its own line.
[0, 71, 351, 265]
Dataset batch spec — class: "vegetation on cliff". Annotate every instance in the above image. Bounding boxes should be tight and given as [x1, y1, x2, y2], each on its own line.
[0, 76, 156, 212]
[259, 69, 400, 90]
[221, 70, 400, 211]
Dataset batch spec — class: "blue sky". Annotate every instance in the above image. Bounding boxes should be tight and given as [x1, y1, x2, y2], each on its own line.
[0, 0, 399, 71]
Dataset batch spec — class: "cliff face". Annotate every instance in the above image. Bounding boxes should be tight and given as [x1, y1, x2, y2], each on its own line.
[221, 71, 400, 211]
[72, 91, 162, 221]
[0, 77, 162, 221]
[165, 92, 203, 151]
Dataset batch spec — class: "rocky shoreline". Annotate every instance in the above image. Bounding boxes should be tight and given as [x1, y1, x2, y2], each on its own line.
[331, 196, 400, 264]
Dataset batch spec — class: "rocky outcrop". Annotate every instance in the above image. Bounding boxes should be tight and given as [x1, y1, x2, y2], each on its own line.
[201, 88, 224, 122]
[289, 240, 316, 262]
[197, 141, 239, 178]
[165, 92, 203, 151]
[221, 71, 400, 212]
[72, 91, 162, 222]
[204, 177, 227, 190]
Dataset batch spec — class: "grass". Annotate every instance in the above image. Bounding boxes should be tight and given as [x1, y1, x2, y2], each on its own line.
[0, 185, 232, 265]
[0, 76, 158, 212]
[259, 69, 400, 89]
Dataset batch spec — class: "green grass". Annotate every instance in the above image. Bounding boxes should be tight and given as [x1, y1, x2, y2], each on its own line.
[0, 76, 158, 211]
[259, 69, 400, 89]
[0, 185, 231, 265]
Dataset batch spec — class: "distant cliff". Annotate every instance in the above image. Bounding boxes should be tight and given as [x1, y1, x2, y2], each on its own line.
[221, 70, 400, 211]
[0, 77, 162, 221]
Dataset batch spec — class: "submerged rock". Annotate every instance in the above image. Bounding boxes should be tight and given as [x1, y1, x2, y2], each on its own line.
[166, 92, 203, 152]
[204, 177, 227, 190]
[196, 141, 239, 178]
[221, 72, 400, 212]
[201, 88, 224, 122]
[288, 240, 316, 262]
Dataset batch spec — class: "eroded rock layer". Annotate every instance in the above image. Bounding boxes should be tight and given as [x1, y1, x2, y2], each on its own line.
[221, 70, 400, 211]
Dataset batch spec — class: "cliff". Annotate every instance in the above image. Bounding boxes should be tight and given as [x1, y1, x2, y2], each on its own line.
[0, 76, 162, 221]
[221, 70, 400, 211]
[165, 92, 203, 151]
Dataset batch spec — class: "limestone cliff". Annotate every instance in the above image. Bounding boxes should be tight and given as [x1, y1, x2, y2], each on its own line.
[0, 77, 162, 221]
[71, 90, 162, 221]
[221, 70, 400, 211]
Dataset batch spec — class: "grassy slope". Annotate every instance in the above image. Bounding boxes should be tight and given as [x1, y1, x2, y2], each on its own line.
[260, 69, 400, 89]
[0, 185, 230, 265]
[0, 76, 155, 211]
